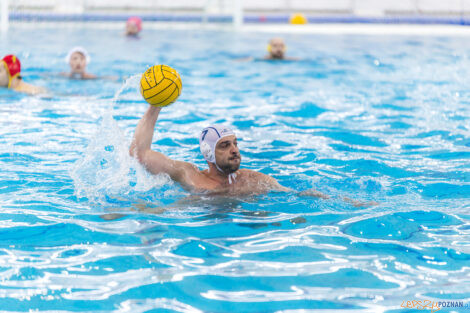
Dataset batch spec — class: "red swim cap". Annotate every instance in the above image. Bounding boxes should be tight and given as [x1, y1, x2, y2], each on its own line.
[2, 55, 21, 88]
[127, 17, 142, 32]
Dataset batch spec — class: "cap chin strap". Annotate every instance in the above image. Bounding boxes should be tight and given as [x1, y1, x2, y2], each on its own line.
[7, 73, 19, 89]
[228, 172, 237, 184]
[1, 60, 17, 89]
[211, 162, 237, 185]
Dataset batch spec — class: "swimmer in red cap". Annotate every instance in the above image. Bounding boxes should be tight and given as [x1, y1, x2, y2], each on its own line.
[0, 55, 45, 95]
[125, 17, 142, 37]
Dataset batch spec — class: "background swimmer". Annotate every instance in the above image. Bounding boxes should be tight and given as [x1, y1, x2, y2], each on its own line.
[237, 37, 300, 62]
[0, 54, 46, 95]
[265, 37, 288, 60]
[125, 17, 142, 37]
[61, 46, 97, 79]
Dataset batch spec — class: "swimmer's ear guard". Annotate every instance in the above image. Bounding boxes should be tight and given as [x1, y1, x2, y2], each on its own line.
[199, 125, 235, 164]
[200, 141, 213, 163]
[267, 44, 287, 52]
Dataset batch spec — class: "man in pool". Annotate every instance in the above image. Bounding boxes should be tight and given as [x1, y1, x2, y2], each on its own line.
[237, 38, 299, 62]
[0, 54, 45, 95]
[130, 105, 328, 198]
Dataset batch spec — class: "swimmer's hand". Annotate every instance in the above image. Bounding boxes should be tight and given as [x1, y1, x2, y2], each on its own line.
[342, 197, 379, 208]
[298, 188, 330, 199]
[297, 188, 378, 207]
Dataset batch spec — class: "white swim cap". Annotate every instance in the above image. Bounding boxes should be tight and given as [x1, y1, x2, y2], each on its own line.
[199, 125, 235, 164]
[65, 46, 91, 64]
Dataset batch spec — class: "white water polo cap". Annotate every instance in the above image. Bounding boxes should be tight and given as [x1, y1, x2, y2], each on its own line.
[199, 125, 235, 164]
[65, 46, 91, 64]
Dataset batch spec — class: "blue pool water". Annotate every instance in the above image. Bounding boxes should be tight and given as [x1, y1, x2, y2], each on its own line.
[0, 26, 469, 312]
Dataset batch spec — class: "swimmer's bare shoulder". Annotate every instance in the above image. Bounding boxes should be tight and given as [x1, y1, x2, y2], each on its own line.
[236, 169, 331, 198]
[237, 169, 291, 192]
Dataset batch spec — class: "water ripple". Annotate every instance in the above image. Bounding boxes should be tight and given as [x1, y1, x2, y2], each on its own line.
[0, 28, 469, 312]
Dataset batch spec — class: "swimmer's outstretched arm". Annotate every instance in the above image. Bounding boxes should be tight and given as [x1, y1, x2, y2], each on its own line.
[261, 173, 376, 207]
[299, 187, 378, 207]
[234, 56, 255, 62]
[129, 106, 199, 188]
[256, 172, 329, 199]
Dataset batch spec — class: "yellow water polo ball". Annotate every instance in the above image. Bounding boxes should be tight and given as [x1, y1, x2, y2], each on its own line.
[289, 13, 308, 25]
[140, 64, 182, 107]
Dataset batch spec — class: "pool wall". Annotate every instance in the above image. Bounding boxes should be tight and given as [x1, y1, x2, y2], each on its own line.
[8, 12, 470, 26]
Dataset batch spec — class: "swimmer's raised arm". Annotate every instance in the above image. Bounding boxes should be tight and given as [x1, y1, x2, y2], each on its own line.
[129, 106, 198, 187]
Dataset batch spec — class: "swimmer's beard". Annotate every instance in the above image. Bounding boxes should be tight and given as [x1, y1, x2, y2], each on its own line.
[217, 157, 241, 174]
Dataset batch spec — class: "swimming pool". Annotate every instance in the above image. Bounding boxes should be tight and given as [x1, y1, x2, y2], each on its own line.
[0, 26, 469, 312]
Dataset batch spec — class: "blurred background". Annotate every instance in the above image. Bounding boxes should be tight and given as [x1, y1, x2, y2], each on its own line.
[4, 0, 470, 30]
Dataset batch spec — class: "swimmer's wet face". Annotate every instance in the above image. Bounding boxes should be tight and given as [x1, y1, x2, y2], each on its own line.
[0, 64, 8, 87]
[126, 22, 140, 36]
[69, 51, 87, 74]
[269, 38, 286, 59]
[214, 135, 241, 174]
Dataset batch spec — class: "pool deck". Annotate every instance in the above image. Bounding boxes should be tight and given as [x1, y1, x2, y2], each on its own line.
[241, 23, 470, 35]
[8, 21, 470, 36]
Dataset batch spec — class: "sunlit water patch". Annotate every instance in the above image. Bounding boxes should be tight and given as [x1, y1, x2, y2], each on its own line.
[0, 28, 469, 312]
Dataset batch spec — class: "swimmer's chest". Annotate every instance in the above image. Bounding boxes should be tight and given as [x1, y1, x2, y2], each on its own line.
[193, 170, 269, 195]
[214, 173, 270, 195]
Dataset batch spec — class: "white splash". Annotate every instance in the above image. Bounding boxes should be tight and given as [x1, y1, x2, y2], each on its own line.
[70, 74, 168, 203]
[112, 74, 141, 104]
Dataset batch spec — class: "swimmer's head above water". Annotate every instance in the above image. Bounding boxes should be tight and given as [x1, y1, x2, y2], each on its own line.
[0, 55, 21, 88]
[126, 17, 142, 36]
[236, 37, 298, 62]
[66, 46, 90, 77]
[0, 54, 45, 95]
[200, 125, 241, 181]
[267, 37, 287, 60]
[64, 47, 96, 79]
